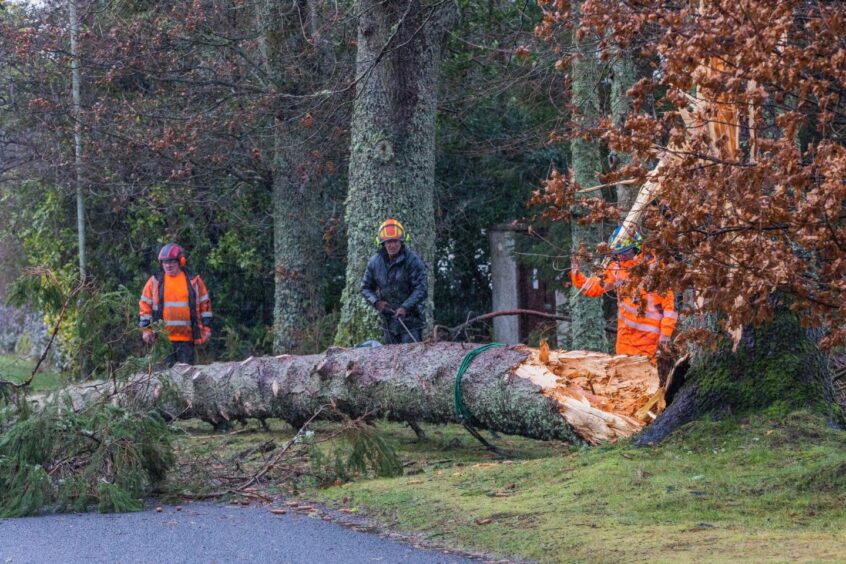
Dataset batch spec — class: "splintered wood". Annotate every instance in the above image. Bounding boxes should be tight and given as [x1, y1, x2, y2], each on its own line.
[513, 347, 665, 444]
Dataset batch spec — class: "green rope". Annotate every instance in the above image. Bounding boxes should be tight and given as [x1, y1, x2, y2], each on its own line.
[454, 343, 505, 423]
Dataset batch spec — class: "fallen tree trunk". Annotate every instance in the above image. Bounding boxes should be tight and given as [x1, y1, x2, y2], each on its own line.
[42, 343, 670, 444]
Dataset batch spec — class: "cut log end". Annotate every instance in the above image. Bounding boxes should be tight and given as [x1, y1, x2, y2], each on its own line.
[512, 346, 663, 444]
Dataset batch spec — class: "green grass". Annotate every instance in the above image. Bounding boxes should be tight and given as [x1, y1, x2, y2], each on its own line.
[165, 411, 846, 561]
[310, 412, 846, 562]
[0, 354, 61, 392]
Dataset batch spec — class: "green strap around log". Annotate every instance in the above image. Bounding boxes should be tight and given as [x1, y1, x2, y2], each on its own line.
[454, 343, 505, 423]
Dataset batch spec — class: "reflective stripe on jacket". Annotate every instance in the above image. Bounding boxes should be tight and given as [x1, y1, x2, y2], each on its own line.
[570, 256, 676, 359]
[139, 270, 212, 345]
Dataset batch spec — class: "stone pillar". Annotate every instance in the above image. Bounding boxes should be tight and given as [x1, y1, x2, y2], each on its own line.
[489, 226, 520, 344]
[555, 289, 571, 350]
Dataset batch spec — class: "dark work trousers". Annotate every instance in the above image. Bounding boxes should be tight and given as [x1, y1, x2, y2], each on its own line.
[166, 341, 196, 366]
[381, 315, 422, 344]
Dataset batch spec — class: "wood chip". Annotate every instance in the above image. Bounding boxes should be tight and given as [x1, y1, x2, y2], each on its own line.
[270, 509, 288, 515]
[475, 518, 493, 525]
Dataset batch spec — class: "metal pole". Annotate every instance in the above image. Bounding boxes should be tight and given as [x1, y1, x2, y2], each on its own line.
[384, 307, 418, 343]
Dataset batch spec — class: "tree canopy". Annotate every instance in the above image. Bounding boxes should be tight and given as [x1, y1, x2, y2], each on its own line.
[532, 0, 846, 347]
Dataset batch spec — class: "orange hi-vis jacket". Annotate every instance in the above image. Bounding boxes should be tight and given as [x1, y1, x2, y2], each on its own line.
[139, 270, 212, 344]
[570, 256, 677, 359]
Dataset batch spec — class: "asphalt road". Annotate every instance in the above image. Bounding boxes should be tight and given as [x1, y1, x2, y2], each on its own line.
[0, 502, 475, 564]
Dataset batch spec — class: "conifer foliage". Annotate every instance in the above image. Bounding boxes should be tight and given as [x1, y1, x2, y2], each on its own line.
[0, 399, 173, 517]
[307, 416, 404, 487]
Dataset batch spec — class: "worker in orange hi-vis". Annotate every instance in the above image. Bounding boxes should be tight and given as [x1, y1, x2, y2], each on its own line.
[569, 227, 677, 362]
[139, 243, 212, 366]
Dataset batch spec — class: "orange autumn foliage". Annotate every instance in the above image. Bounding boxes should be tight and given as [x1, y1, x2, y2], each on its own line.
[533, 1, 846, 348]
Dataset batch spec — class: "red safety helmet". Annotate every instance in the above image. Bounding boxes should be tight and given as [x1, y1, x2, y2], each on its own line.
[377, 218, 410, 244]
[158, 242, 186, 267]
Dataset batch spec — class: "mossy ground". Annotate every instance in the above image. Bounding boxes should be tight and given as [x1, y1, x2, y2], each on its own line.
[0, 354, 60, 392]
[166, 410, 846, 562]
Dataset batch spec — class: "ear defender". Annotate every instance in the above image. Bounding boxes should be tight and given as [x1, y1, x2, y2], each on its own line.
[180, 255, 187, 268]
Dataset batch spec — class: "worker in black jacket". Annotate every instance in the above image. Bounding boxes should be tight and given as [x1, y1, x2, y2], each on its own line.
[361, 218, 428, 344]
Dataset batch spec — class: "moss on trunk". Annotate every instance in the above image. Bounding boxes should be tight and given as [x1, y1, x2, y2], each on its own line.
[610, 53, 637, 215]
[272, 128, 324, 353]
[569, 3, 608, 353]
[638, 309, 842, 444]
[257, 0, 327, 353]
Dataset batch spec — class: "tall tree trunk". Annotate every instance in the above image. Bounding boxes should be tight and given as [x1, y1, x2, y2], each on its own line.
[334, 0, 453, 345]
[69, 0, 85, 283]
[610, 53, 637, 215]
[271, 130, 324, 353]
[637, 308, 841, 445]
[257, 0, 326, 353]
[69, 0, 88, 378]
[569, 4, 608, 352]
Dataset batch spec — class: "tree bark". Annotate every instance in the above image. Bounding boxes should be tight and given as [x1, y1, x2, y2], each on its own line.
[335, 0, 454, 345]
[256, 0, 327, 353]
[49, 343, 667, 445]
[569, 2, 608, 353]
[636, 309, 841, 445]
[69, 0, 86, 284]
[271, 127, 325, 354]
[69, 0, 89, 378]
[610, 52, 637, 215]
